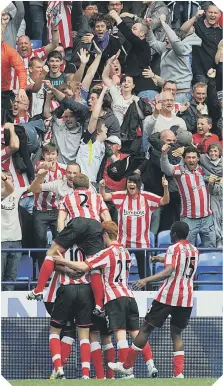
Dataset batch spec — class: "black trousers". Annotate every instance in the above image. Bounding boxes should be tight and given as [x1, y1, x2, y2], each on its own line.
[135, 250, 152, 291]
[33, 209, 58, 270]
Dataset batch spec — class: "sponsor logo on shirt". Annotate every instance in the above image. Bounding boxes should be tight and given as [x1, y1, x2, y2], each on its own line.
[123, 209, 145, 217]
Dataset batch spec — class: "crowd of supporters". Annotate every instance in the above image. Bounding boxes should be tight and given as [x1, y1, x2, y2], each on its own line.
[1, 1, 223, 291]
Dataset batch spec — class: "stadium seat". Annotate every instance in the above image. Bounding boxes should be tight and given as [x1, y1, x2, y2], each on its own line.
[196, 253, 223, 290]
[16, 255, 33, 280]
[157, 231, 171, 248]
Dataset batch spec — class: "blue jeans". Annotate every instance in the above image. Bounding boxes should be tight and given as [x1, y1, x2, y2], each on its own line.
[19, 196, 34, 215]
[138, 90, 158, 102]
[181, 215, 216, 248]
[175, 92, 192, 104]
[1, 240, 22, 291]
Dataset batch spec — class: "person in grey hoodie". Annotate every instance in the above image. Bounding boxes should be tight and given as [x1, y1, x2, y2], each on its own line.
[3, 2, 25, 48]
[145, 13, 202, 103]
[200, 142, 223, 248]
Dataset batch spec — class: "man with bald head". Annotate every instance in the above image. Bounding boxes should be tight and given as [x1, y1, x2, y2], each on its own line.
[11, 28, 59, 91]
[143, 91, 187, 138]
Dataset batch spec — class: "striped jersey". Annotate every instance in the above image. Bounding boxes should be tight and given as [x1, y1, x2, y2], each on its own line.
[172, 165, 211, 218]
[155, 240, 199, 307]
[34, 161, 67, 211]
[59, 189, 108, 222]
[59, 246, 90, 287]
[11, 47, 47, 91]
[43, 247, 89, 302]
[86, 243, 134, 304]
[46, 1, 72, 48]
[111, 191, 161, 248]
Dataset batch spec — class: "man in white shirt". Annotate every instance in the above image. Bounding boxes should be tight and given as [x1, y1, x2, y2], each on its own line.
[142, 91, 187, 153]
[1, 170, 29, 290]
[143, 91, 187, 137]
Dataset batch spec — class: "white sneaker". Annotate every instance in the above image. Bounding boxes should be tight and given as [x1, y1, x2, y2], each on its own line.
[120, 374, 135, 380]
[147, 365, 158, 378]
[174, 373, 184, 378]
[82, 375, 90, 379]
[56, 367, 65, 379]
[108, 362, 133, 376]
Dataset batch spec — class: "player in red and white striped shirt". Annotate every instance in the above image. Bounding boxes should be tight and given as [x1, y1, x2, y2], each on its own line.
[109, 221, 199, 379]
[11, 28, 59, 91]
[100, 173, 169, 280]
[160, 144, 216, 248]
[28, 174, 111, 303]
[54, 221, 158, 378]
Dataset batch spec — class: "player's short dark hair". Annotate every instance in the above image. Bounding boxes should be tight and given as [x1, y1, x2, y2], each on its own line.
[73, 174, 89, 189]
[126, 173, 142, 191]
[42, 142, 58, 155]
[47, 51, 63, 61]
[170, 221, 189, 240]
[183, 145, 200, 158]
[102, 221, 118, 240]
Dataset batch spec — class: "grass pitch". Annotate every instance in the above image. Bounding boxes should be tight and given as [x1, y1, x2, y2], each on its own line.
[8, 378, 217, 386]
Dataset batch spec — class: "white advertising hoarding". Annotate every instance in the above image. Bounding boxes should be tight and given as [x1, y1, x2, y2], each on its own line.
[1, 291, 223, 317]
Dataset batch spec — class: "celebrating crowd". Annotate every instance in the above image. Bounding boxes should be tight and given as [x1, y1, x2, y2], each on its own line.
[1, 0, 222, 381]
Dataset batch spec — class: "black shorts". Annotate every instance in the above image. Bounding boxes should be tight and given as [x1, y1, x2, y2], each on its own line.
[45, 302, 76, 337]
[145, 300, 192, 330]
[55, 217, 104, 256]
[105, 296, 139, 332]
[90, 313, 112, 336]
[50, 284, 94, 328]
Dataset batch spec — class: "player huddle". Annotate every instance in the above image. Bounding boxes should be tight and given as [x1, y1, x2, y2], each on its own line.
[28, 172, 199, 380]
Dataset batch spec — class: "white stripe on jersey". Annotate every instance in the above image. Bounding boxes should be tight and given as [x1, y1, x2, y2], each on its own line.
[155, 240, 199, 307]
[86, 244, 134, 304]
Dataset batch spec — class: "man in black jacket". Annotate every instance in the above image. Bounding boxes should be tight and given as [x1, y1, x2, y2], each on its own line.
[109, 9, 158, 97]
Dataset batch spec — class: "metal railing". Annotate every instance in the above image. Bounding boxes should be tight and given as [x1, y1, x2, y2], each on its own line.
[1, 247, 222, 291]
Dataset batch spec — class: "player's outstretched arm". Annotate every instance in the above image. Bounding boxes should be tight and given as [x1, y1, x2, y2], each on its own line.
[133, 266, 174, 290]
[53, 251, 90, 272]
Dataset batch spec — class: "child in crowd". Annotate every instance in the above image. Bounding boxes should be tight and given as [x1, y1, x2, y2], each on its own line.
[192, 115, 220, 153]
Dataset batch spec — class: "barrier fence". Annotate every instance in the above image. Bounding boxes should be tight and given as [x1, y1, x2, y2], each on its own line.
[1, 317, 222, 379]
[1, 247, 222, 290]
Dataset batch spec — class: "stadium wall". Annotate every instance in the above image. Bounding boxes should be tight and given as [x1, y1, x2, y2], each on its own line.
[1, 292, 223, 379]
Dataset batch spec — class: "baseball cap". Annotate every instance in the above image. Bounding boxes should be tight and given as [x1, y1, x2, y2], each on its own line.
[106, 136, 121, 146]
[176, 129, 192, 146]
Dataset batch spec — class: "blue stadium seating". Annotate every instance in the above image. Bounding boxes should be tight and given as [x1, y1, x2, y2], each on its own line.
[196, 252, 223, 290]
[157, 231, 171, 248]
[16, 255, 33, 281]
[157, 230, 202, 249]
